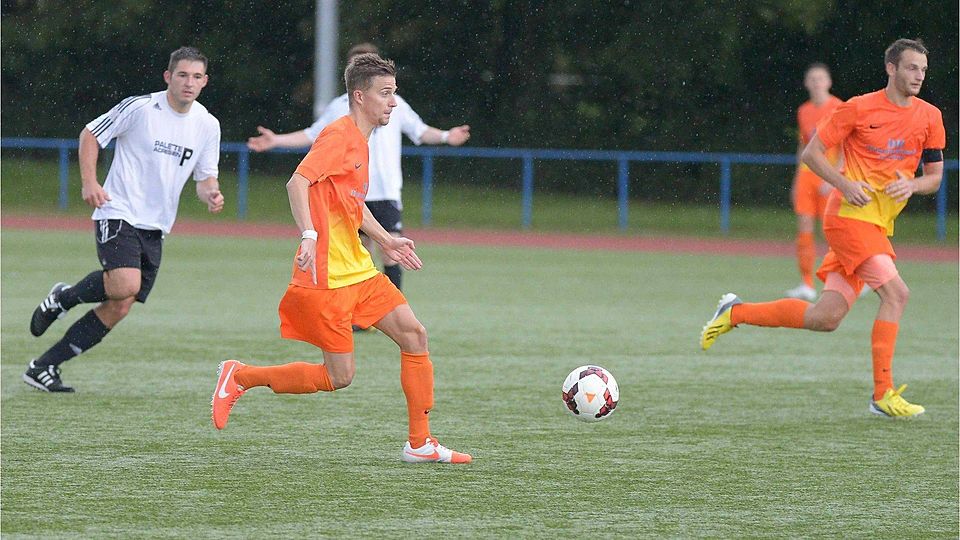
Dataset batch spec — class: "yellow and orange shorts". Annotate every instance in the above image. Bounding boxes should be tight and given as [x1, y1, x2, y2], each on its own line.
[278, 273, 406, 353]
[817, 214, 898, 305]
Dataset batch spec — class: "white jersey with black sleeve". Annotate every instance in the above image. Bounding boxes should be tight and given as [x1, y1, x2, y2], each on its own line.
[86, 90, 221, 234]
[304, 93, 428, 205]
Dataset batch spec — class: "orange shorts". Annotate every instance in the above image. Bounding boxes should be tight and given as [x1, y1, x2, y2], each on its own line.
[817, 214, 897, 299]
[278, 273, 407, 353]
[792, 169, 832, 218]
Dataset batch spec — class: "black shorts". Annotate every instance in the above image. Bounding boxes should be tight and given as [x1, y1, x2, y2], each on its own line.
[362, 200, 403, 235]
[94, 219, 162, 303]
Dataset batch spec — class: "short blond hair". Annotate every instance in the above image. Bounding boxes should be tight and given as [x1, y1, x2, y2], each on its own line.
[344, 53, 396, 94]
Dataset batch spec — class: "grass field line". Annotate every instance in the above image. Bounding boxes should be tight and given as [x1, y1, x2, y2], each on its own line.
[3, 212, 955, 262]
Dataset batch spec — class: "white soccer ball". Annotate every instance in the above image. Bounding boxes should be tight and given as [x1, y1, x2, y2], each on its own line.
[561, 365, 619, 422]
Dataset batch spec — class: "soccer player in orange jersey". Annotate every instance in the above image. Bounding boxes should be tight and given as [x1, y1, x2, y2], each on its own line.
[785, 63, 843, 301]
[701, 39, 946, 418]
[211, 54, 472, 463]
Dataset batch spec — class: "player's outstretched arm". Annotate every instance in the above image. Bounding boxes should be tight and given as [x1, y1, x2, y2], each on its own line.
[802, 134, 872, 207]
[246, 126, 313, 152]
[78, 128, 111, 208]
[420, 125, 471, 146]
[360, 204, 422, 271]
[196, 177, 224, 213]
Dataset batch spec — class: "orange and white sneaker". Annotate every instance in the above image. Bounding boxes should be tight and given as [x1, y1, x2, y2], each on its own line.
[401, 437, 472, 464]
[212, 360, 246, 430]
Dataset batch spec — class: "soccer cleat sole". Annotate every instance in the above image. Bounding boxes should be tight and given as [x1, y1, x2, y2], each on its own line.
[868, 402, 925, 419]
[212, 360, 245, 430]
[211, 360, 226, 427]
[21, 373, 74, 393]
[22, 373, 53, 392]
[700, 293, 740, 351]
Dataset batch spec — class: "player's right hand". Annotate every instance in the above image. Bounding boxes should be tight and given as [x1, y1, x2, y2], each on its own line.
[246, 126, 276, 152]
[382, 236, 423, 271]
[296, 238, 318, 285]
[839, 179, 873, 207]
[446, 125, 471, 146]
[81, 182, 111, 208]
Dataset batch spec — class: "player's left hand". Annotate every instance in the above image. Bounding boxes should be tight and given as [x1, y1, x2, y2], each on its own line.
[446, 125, 471, 146]
[883, 171, 915, 203]
[206, 190, 225, 213]
[382, 236, 423, 271]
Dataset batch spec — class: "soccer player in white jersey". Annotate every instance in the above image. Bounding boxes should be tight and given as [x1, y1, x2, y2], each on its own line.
[24, 47, 224, 392]
[247, 43, 470, 296]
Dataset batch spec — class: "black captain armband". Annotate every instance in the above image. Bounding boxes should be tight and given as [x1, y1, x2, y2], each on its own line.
[922, 149, 943, 163]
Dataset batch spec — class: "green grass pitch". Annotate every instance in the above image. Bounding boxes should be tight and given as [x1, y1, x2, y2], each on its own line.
[2, 229, 957, 537]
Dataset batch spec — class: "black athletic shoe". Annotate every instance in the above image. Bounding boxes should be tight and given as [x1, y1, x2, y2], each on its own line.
[22, 360, 75, 393]
[30, 282, 71, 337]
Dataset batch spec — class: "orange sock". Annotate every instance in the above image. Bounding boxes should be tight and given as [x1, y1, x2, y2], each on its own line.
[796, 231, 815, 287]
[871, 320, 898, 401]
[730, 299, 809, 328]
[234, 362, 334, 394]
[400, 352, 434, 448]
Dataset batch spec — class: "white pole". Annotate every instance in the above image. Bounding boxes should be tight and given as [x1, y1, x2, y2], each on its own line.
[314, 0, 339, 120]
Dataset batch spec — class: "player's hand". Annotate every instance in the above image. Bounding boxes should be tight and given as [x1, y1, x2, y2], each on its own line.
[382, 236, 423, 271]
[446, 125, 471, 146]
[246, 126, 277, 152]
[81, 181, 111, 208]
[206, 189, 225, 213]
[838, 179, 873, 207]
[883, 171, 915, 203]
[296, 238, 318, 285]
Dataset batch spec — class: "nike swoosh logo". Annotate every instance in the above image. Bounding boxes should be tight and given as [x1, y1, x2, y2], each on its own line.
[217, 364, 236, 398]
[406, 449, 440, 460]
[355, 163, 362, 169]
[869, 124, 881, 129]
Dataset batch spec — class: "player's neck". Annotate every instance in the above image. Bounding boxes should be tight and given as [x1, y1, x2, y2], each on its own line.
[809, 93, 830, 105]
[883, 83, 912, 107]
[348, 111, 376, 140]
[165, 91, 193, 114]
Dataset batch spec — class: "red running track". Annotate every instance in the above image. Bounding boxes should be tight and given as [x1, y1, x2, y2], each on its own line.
[2, 214, 955, 263]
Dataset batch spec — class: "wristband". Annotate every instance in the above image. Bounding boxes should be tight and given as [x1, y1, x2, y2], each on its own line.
[301, 230, 318, 241]
[440, 130, 450, 144]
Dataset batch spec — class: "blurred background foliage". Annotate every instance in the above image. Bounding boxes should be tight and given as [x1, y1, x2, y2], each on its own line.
[2, 0, 956, 204]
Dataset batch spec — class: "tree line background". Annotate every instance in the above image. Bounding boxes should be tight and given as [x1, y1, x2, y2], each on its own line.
[2, 0, 957, 206]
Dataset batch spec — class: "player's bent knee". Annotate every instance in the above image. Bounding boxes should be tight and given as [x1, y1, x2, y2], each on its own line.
[105, 282, 140, 300]
[328, 367, 355, 389]
[805, 302, 846, 332]
[109, 298, 136, 318]
[817, 315, 842, 332]
[407, 323, 428, 351]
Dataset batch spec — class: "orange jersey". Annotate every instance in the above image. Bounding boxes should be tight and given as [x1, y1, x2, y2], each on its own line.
[797, 96, 843, 171]
[291, 116, 378, 289]
[817, 90, 946, 235]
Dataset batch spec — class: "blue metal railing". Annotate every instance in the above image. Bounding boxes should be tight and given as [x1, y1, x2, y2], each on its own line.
[2, 137, 956, 240]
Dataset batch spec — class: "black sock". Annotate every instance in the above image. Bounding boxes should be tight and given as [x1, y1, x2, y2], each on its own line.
[35, 310, 111, 367]
[59, 271, 107, 310]
[384, 264, 402, 290]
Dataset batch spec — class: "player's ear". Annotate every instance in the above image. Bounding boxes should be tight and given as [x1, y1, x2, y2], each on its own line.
[884, 62, 896, 77]
[163, 70, 172, 85]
